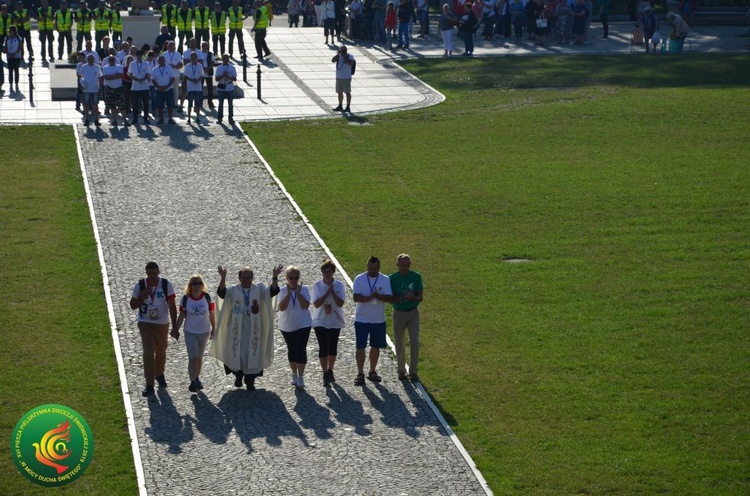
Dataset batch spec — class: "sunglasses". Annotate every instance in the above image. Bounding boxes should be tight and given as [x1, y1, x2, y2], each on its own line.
[190, 281, 202, 286]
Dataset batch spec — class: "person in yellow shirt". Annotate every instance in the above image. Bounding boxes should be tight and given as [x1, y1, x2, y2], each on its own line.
[210, 1, 226, 55]
[75, 0, 94, 51]
[55, 0, 74, 61]
[193, 0, 211, 46]
[111, 3, 123, 43]
[175, 0, 193, 52]
[227, 0, 245, 57]
[161, 0, 178, 37]
[12, 1, 33, 56]
[93, 0, 111, 51]
[36, 0, 56, 61]
[251, 0, 270, 61]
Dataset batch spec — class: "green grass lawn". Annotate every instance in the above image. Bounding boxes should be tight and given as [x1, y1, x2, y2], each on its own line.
[245, 54, 750, 495]
[0, 127, 138, 495]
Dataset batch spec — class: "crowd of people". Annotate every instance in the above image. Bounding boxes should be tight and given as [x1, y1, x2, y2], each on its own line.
[73, 35, 238, 126]
[130, 255, 424, 397]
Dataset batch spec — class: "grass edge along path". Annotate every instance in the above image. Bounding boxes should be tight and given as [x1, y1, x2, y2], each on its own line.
[244, 54, 750, 495]
[0, 125, 138, 495]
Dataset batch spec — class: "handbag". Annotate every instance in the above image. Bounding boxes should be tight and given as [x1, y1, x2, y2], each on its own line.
[536, 15, 547, 28]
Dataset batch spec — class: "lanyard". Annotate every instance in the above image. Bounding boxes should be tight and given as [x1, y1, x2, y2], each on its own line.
[242, 287, 251, 307]
[367, 275, 378, 295]
[290, 289, 297, 308]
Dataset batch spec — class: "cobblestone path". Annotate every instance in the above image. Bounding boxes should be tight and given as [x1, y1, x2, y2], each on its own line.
[78, 125, 488, 495]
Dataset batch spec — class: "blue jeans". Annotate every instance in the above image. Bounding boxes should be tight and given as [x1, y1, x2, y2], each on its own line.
[375, 10, 386, 42]
[398, 22, 410, 47]
[218, 89, 234, 121]
[463, 30, 474, 53]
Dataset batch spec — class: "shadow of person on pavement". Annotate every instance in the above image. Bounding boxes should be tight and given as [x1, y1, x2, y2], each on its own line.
[293, 388, 335, 440]
[217, 388, 310, 453]
[145, 388, 195, 454]
[186, 393, 233, 445]
[363, 382, 421, 438]
[326, 383, 373, 437]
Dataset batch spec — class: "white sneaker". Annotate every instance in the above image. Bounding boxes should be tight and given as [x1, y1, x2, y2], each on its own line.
[291, 373, 297, 386]
[296, 376, 305, 389]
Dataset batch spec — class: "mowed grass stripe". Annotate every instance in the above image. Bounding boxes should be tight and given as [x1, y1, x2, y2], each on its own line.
[245, 54, 750, 495]
[0, 126, 137, 495]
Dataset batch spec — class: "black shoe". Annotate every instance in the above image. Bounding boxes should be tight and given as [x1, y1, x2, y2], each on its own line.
[234, 375, 243, 387]
[188, 381, 197, 392]
[94, 121, 101, 127]
[155, 374, 167, 388]
[195, 378, 203, 390]
[84, 119, 89, 126]
[142, 385, 155, 397]
[333, 105, 344, 112]
[245, 377, 256, 391]
[323, 370, 331, 387]
[344, 106, 350, 113]
[329, 369, 336, 383]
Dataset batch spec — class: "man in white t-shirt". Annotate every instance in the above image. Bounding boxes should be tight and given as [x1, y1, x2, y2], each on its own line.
[352, 256, 393, 386]
[331, 44, 355, 113]
[78, 54, 102, 126]
[163, 40, 183, 110]
[179, 37, 204, 110]
[151, 54, 176, 124]
[214, 53, 237, 125]
[81, 39, 100, 65]
[101, 55, 128, 126]
[127, 49, 151, 125]
[129, 262, 178, 397]
[184, 50, 205, 124]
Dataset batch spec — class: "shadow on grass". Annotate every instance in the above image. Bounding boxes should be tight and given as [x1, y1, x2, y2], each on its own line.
[422, 389, 460, 429]
[344, 113, 370, 125]
[401, 53, 750, 91]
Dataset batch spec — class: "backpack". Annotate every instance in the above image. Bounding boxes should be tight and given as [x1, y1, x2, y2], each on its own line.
[139, 277, 169, 296]
[180, 292, 212, 310]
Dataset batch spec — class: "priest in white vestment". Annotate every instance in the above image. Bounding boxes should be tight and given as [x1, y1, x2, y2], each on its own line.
[211, 264, 283, 389]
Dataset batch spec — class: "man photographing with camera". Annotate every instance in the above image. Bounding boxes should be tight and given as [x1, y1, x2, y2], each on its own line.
[332, 45, 355, 113]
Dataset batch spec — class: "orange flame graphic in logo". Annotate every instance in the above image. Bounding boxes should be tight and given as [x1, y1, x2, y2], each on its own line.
[32, 420, 72, 475]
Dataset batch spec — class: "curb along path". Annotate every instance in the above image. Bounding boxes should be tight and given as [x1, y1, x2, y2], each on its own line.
[78, 125, 488, 495]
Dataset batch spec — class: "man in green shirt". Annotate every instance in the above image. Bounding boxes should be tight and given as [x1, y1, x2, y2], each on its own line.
[389, 254, 423, 382]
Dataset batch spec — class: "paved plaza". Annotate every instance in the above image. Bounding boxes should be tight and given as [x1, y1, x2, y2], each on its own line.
[4, 19, 748, 496]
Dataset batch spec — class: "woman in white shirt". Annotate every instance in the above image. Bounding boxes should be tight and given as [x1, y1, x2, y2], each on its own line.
[173, 274, 216, 393]
[311, 259, 346, 387]
[277, 266, 312, 389]
[4, 26, 23, 93]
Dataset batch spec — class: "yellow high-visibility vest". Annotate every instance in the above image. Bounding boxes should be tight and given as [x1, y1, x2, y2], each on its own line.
[210, 10, 226, 33]
[161, 5, 178, 27]
[94, 7, 110, 30]
[111, 10, 122, 33]
[254, 5, 269, 29]
[37, 6, 55, 30]
[55, 9, 73, 32]
[194, 6, 210, 29]
[228, 7, 242, 29]
[76, 8, 93, 31]
[176, 8, 193, 30]
[13, 8, 31, 30]
[0, 14, 12, 36]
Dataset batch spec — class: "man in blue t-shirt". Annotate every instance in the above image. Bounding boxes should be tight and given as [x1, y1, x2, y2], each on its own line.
[389, 254, 423, 382]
